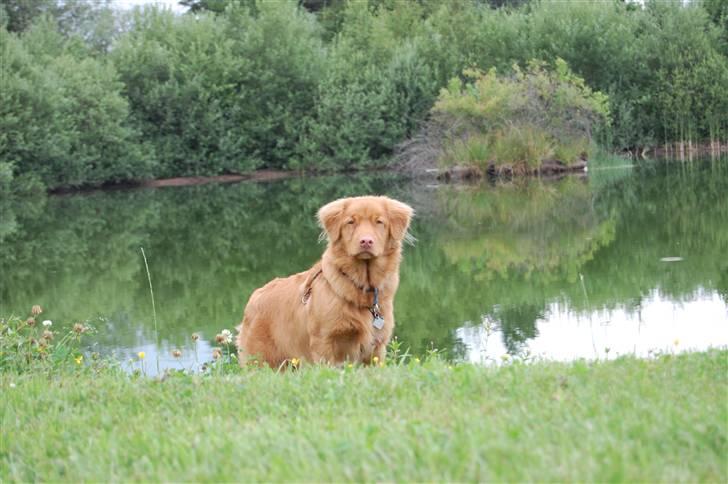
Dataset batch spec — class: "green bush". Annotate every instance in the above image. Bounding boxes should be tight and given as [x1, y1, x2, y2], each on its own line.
[527, 0, 727, 149]
[0, 162, 13, 196]
[645, 2, 728, 145]
[298, 2, 438, 170]
[421, 60, 607, 171]
[0, 21, 150, 189]
[419, 1, 530, 86]
[112, 2, 325, 174]
[1, 0, 726, 188]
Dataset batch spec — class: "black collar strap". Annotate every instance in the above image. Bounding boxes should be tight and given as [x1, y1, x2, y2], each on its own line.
[303, 268, 383, 329]
[339, 269, 376, 293]
[303, 268, 381, 311]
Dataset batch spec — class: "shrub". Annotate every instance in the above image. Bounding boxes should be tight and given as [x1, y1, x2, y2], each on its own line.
[112, 2, 325, 174]
[490, 125, 555, 170]
[644, 2, 728, 146]
[2, 0, 727, 188]
[0, 22, 150, 189]
[0, 162, 13, 196]
[418, 1, 530, 87]
[404, 60, 608, 172]
[299, 2, 438, 170]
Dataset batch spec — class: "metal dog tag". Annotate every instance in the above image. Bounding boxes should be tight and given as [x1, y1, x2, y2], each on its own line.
[373, 316, 385, 330]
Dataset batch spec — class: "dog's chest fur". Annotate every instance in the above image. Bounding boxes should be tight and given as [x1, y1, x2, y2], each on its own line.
[303, 270, 393, 364]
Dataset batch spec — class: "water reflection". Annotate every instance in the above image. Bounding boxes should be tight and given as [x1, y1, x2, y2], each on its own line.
[1, 160, 727, 369]
[458, 289, 728, 363]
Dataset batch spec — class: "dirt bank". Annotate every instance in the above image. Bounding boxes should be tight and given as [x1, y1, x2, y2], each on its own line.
[432, 160, 587, 182]
[139, 170, 293, 188]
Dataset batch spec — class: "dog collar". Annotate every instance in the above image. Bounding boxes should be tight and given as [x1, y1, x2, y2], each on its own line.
[304, 268, 384, 330]
[339, 269, 376, 293]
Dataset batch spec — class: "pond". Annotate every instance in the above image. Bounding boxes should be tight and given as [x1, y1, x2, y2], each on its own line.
[2, 159, 727, 372]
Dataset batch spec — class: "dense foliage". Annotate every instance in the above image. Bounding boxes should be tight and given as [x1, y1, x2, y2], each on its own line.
[0, 22, 150, 188]
[413, 60, 609, 170]
[1, 0, 726, 189]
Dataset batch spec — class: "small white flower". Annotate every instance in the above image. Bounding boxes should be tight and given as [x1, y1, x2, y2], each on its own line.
[9, 382, 16, 388]
[42, 320, 53, 327]
[221, 329, 233, 344]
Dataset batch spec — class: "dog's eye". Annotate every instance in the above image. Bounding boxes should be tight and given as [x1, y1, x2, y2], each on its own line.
[346, 219, 355, 225]
[376, 219, 385, 225]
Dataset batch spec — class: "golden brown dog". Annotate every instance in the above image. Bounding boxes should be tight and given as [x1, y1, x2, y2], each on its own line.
[236, 196, 413, 367]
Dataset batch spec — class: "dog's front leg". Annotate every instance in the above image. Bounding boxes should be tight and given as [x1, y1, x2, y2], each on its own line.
[310, 332, 361, 366]
[309, 335, 337, 366]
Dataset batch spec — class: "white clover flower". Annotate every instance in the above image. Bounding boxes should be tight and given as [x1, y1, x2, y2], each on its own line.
[221, 329, 233, 344]
[42, 320, 53, 327]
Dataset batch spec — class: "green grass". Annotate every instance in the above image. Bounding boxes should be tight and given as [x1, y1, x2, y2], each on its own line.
[1, 350, 726, 482]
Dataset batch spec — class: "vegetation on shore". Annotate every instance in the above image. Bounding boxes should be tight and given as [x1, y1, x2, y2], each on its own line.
[401, 60, 609, 173]
[1, 0, 727, 191]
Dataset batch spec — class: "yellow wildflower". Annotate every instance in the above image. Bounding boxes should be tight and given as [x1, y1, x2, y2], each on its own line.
[372, 356, 379, 364]
[138, 351, 146, 360]
[74, 355, 83, 365]
[291, 358, 300, 367]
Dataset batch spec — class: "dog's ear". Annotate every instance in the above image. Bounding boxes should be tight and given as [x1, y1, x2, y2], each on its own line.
[386, 198, 414, 242]
[318, 198, 347, 242]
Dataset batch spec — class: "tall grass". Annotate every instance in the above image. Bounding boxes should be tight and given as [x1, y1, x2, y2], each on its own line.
[140, 247, 160, 374]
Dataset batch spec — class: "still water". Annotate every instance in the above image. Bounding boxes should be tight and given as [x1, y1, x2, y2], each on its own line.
[2, 160, 727, 371]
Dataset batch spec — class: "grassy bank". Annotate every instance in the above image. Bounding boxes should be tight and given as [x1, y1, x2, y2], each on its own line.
[1, 350, 725, 481]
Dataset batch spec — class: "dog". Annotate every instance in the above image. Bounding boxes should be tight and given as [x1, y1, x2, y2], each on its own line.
[236, 196, 413, 367]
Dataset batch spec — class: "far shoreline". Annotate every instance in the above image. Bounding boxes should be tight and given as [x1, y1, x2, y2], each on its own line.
[44, 143, 728, 195]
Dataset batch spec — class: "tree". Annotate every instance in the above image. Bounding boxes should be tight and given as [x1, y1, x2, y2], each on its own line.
[179, 0, 238, 14]
[1, 0, 55, 33]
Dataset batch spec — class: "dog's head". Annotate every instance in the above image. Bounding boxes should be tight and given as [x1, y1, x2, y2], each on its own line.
[318, 196, 414, 260]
